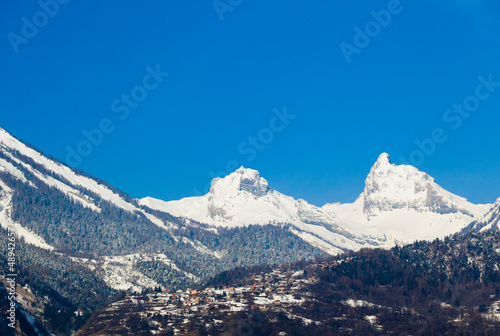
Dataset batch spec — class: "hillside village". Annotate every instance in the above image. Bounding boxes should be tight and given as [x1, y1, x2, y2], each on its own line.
[76, 232, 500, 335]
[76, 264, 342, 335]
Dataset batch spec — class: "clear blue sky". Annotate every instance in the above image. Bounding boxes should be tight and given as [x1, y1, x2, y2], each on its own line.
[1, 0, 500, 206]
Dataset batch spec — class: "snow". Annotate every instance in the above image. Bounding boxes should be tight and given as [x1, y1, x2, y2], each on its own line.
[20, 309, 44, 336]
[6, 152, 100, 211]
[143, 253, 199, 281]
[323, 153, 490, 247]
[229, 301, 247, 312]
[140, 167, 335, 228]
[0, 157, 29, 184]
[483, 300, 500, 321]
[0, 127, 495, 258]
[365, 315, 377, 324]
[365, 315, 383, 331]
[253, 296, 273, 305]
[343, 299, 381, 308]
[0, 179, 53, 250]
[471, 198, 500, 232]
[140, 167, 384, 255]
[100, 254, 160, 292]
[142, 212, 168, 230]
[289, 229, 345, 255]
[275, 294, 305, 304]
[72, 254, 159, 292]
[440, 302, 453, 308]
[72, 253, 199, 291]
[0, 128, 135, 212]
[0, 127, 167, 229]
[141, 156, 493, 254]
[181, 237, 224, 259]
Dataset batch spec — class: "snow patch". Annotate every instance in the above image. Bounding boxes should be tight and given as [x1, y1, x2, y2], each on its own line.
[0, 179, 53, 250]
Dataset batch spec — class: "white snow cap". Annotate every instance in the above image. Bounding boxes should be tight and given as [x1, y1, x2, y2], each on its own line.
[234, 166, 265, 183]
[363, 152, 466, 216]
[210, 166, 270, 198]
[374, 152, 391, 165]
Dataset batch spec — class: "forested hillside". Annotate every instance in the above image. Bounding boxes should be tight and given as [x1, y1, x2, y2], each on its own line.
[79, 230, 500, 335]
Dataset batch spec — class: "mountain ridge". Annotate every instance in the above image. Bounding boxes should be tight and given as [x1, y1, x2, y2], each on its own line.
[325, 153, 490, 245]
[140, 165, 389, 254]
[1, 124, 499, 334]
[142, 152, 492, 250]
[0, 125, 495, 255]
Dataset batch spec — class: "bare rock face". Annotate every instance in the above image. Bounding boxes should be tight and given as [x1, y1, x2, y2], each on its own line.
[209, 167, 270, 198]
[238, 171, 270, 197]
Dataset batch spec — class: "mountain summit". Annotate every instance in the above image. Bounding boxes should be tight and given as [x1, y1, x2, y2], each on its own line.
[363, 152, 479, 217]
[324, 153, 490, 244]
[142, 153, 492, 251]
[140, 168, 385, 254]
[209, 167, 270, 198]
[0, 124, 493, 256]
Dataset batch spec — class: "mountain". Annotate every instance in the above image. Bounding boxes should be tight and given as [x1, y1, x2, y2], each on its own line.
[323, 153, 490, 245]
[140, 167, 388, 255]
[465, 198, 500, 233]
[77, 229, 500, 336]
[0, 126, 203, 332]
[0, 124, 497, 334]
[0, 127, 168, 251]
[142, 153, 490, 252]
[0, 126, 327, 334]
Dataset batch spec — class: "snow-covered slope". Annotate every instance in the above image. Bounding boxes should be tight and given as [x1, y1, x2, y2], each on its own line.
[141, 167, 388, 254]
[323, 153, 490, 245]
[466, 198, 500, 232]
[0, 128, 133, 211]
[142, 167, 336, 228]
[0, 127, 169, 245]
[1, 123, 492, 256]
[0, 178, 53, 250]
[70, 253, 199, 293]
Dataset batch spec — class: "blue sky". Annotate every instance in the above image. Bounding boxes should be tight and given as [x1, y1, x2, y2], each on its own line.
[1, 0, 500, 206]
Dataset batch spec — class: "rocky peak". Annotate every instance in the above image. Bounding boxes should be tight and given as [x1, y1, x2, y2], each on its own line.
[362, 153, 459, 216]
[209, 167, 270, 198]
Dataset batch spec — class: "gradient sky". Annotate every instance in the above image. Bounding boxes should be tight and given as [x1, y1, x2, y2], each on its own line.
[1, 0, 500, 206]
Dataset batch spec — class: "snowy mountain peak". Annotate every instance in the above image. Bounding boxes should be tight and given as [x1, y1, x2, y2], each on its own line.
[367, 152, 430, 182]
[322, 153, 490, 245]
[140, 167, 377, 254]
[235, 166, 258, 175]
[364, 153, 433, 215]
[209, 167, 270, 198]
[374, 152, 391, 167]
[362, 153, 477, 217]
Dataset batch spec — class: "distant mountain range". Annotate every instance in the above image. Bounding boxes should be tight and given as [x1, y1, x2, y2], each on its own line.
[0, 125, 497, 255]
[141, 152, 491, 252]
[0, 125, 498, 256]
[0, 125, 498, 334]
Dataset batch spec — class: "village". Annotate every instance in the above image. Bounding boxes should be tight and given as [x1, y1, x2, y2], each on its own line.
[84, 263, 342, 335]
[118, 269, 310, 318]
